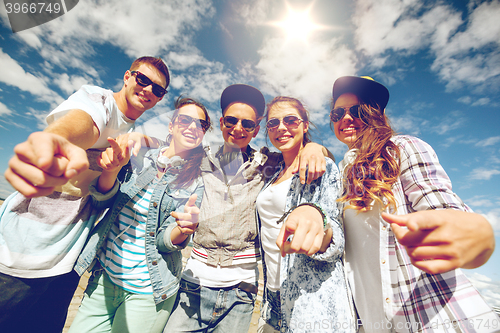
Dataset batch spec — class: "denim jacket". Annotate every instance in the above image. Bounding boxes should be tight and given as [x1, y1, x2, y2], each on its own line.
[74, 147, 204, 305]
[257, 158, 355, 333]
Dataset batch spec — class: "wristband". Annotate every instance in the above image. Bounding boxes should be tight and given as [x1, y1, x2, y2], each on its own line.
[277, 202, 329, 230]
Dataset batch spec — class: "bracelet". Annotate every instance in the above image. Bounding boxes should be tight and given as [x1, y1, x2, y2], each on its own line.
[277, 202, 329, 230]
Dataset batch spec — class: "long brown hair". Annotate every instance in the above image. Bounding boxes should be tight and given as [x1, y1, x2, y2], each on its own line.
[334, 99, 400, 212]
[168, 97, 211, 188]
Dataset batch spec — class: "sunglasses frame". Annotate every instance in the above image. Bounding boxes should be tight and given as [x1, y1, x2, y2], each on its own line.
[266, 115, 303, 131]
[130, 71, 167, 98]
[175, 114, 210, 132]
[330, 105, 361, 123]
[223, 116, 257, 132]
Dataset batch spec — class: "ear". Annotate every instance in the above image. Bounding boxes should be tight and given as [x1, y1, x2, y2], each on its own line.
[124, 70, 132, 85]
[303, 121, 309, 134]
[169, 119, 174, 134]
[219, 116, 224, 131]
[252, 125, 260, 138]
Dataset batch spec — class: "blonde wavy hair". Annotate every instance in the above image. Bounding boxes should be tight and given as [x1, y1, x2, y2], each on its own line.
[334, 101, 401, 212]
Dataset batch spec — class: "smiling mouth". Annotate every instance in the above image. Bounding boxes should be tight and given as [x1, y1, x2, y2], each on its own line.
[230, 133, 247, 140]
[341, 126, 358, 132]
[276, 135, 292, 142]
[183, 132, 198, 140]
[137, 93, 150, 103]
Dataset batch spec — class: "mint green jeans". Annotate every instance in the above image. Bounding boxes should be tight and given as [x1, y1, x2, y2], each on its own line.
[68, 270, 176, 333]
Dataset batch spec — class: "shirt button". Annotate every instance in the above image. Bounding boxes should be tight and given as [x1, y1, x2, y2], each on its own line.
[152, 202, 158, 208]
[149, 232, 155, 237]
[381, 259, 386, 264]
[163, 181, 167, 185]
[382, 226, 387, 231]
[161, 294, 167, 300]
[152, 261, 158, 265]
[386, 298, 391, 303]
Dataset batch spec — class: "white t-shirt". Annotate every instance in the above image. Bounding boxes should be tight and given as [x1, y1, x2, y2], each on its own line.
[255, 177, 292, 291]
[0, 85, 135, 278]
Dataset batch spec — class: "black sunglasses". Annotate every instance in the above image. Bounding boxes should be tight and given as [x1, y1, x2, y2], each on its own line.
[330, 105, 361, 122]
[223, 116, 257, 132]
[175, 114, 210, 132]
[131, 71, 167, 98]
[266, 115, 303, 130]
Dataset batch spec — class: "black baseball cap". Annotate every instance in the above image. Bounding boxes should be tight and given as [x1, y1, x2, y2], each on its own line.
[332, 76, 390, 111]
[220, 84, 265, 118]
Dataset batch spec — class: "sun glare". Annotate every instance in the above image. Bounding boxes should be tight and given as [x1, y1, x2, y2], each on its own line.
[273, 4, 321, 42]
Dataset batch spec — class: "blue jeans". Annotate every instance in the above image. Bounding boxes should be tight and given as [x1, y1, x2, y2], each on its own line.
[260, 289, 282, 332]
[163, 279, 257, 333]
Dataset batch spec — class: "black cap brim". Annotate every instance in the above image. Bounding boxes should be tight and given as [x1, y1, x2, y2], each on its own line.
[220, 84, 265, 118]
[332, 76, 389, 111]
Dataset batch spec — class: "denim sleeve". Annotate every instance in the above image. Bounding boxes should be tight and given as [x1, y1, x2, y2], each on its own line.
[305, 158, 344, 262]
[88, 176, 119, 209]
[156, 179, 205, 253]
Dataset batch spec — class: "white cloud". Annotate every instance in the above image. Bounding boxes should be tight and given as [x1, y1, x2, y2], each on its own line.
[53, 73, 93, 96]
[352, 0, 500, 92]
[254, 36, 357, 112]
[464, 272, 500, 308]
[0, 49, 62, 106]
[0, 0, 234, 127]
[0, 101, 12, 116]
[475, 206, 500, 234]
[476, 136, 500, 147]
[471, 97, 490, 106]
[470, 168, 500, 180]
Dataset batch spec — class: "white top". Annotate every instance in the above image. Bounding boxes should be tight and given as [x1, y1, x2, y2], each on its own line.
[0, 85, 135, 278]
[47, 85, 134, 149]
[339, 149, 390, 332]
[255, 177, 292, 291]
[182, 259, 258, 288]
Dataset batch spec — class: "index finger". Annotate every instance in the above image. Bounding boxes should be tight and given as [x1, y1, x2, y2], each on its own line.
[185, 194, 198, 209]
[107, 137, 122, 154]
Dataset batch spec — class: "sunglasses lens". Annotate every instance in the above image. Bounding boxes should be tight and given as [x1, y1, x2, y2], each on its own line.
[241, 119, 256, 131]
[223, 116, 238, 128]
[177, 115, 209, 132]
[350, 105, 360, 118]
[283, 116, 300, 126]
[133, 71, 166, 98]
[177, 115, 192, 126]
[330, 108, 345, 122]
[152, 86, 166, 98]
[330, 105, 362, 122]
[266, 119, 280, 129]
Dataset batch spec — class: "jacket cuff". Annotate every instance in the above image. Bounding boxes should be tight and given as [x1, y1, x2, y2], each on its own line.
[158, 223, 189, 253]
[89, 177, 119, 202]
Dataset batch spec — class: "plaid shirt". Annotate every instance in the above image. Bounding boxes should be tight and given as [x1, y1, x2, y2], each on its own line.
[341, 135, 498, 333]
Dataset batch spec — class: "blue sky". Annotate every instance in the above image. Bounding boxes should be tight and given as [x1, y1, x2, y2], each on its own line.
[0, 0, 499, 307]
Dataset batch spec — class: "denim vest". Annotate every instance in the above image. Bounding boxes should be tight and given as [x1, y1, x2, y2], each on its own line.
[74, 147, 204, 305]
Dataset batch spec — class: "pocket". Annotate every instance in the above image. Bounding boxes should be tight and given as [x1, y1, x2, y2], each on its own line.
[235, 287, 257, 304]
[179, 279, 202, 294]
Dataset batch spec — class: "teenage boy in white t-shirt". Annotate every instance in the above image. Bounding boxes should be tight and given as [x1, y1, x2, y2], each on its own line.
[0, 56, 169, 333]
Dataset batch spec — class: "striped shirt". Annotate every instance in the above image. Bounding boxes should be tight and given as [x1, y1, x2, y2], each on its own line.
[99, 177, 158, 294]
